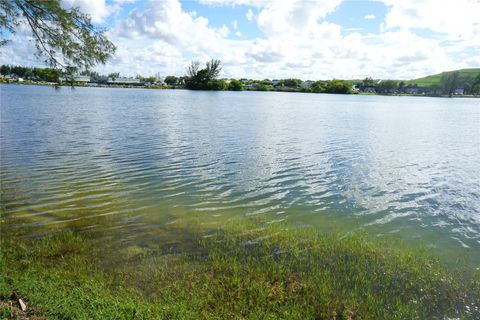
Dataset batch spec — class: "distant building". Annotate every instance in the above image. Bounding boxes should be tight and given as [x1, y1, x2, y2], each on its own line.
[59, 75, 91, 83]
[94, 76, 110, 83]
[301, 81, 314, 87]
[399, 86, 440, 95]
[454, 88, 464, 95]
[74, 75, 91, 82]
[107, 77, 141, 85]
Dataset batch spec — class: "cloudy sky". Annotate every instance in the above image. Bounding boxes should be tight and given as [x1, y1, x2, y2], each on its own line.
[2, 0, 480, 80]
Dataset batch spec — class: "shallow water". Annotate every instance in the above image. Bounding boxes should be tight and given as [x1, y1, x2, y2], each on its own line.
[1, 84, 479, 264]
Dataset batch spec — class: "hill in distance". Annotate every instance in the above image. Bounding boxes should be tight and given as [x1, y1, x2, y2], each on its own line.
[406, 68, 480, 88]
[346, 68, 480, 88]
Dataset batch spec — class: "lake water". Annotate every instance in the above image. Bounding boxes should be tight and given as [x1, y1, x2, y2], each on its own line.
[1, 84, 479, 264]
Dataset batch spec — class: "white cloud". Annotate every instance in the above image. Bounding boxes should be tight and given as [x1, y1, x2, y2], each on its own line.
[254, 0, 342, 36]
[364, 13, 376, 20]
[115, 0, 229, 49]
[1, 0, 478, 80]
[381, 0, 480, 41]
[113, 0, 138, 3]
[61, 0, 116, 23]
[246, 8, 254, 21]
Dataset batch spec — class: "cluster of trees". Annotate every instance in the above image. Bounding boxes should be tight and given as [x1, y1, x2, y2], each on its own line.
[184, 59, 243, 91]
[310, 80, 352, 94]
[239, 78, 352, 93]
[277, 79, 302, 88]
[0, 64, 61, 82]
[185, 59, 224, 90]
[440, 71, 480, 96]
[358, 73, 480, 95]
[136, 75, 157, 84]
[358, 77, 403, 93]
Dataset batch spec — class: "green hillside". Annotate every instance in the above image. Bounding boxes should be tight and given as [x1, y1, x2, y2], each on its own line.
[406, 68, 480, 88]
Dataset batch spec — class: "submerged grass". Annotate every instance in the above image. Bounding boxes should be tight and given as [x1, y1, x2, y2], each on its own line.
[1, 222, 479, 319]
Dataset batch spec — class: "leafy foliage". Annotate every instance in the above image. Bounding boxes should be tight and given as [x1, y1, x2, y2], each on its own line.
[1, 64, 60, 82]
[228, 79, 243, 91]
[0, 0, 115, 74]
[164, 75, 179, 86]
[311, 79, 352, 94]
[277, 78, 302, 88]
[441, 71, 459, 97]
[185, 59, 224, 90]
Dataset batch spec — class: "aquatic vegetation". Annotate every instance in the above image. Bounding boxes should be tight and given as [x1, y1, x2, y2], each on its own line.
[1, 223, 479, 319]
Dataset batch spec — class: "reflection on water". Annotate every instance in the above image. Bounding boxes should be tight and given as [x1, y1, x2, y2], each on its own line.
[1, 84, 479, 263]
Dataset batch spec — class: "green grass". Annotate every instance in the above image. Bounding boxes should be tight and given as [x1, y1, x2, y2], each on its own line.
[1, 223, 479, 319]
[406, 68, 480, 87]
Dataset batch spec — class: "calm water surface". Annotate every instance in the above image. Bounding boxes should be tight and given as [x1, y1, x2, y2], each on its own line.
[1, 85, 479, 263]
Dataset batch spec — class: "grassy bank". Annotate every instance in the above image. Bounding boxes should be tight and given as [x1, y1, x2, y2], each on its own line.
[1, 223, 479, 319]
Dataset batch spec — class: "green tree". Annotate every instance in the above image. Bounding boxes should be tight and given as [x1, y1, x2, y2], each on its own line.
[208, 79, 227, 90]
[311, 81, 327, 93]
[108, 72, 119, 80]
[35, 67, 61, 82]
[378, 80, 398, 93]
[472, 74, 480, 95]
[228, 79, 243, 91]
[164, 75, 178, 86]
[362, 77, 375, 87]
[185, 59, 224, 90]
[0, 0, 115, 74]
[0, 64, 10, 75]
[186, 60, 200, 78]
[205, 59, 221, 79]
[441, 71, 459, 97]
[145, 76, 156, 84]
[326, 80, 352, 94]
[280, 78, 301, 88]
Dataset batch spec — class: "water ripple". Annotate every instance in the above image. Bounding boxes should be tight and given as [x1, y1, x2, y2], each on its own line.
[1, 85, 479, 262]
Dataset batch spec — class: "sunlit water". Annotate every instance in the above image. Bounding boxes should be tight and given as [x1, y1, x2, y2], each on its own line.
[1, 84, 479, 264]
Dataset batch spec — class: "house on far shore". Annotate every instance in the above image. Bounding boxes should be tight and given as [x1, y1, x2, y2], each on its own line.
[356, 85, 376, 93]
[73, 76, 90, 83]
[244, 82, 259, 89]
[59, 75, 91, 83]
[301, 80, 314, 88]
[107, 77, 141, 85]
[454, 88, 464, 95]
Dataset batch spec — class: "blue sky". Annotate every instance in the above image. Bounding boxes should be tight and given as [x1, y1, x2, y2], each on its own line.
[1, 0, 479, 79]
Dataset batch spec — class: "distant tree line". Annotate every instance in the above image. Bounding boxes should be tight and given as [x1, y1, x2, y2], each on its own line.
[5, 61, 477, 96]
[310, 80, 352, 94]
[0, 64, 61, 82]
[439, 71, 480, 97]
[356, 73, 480, 95]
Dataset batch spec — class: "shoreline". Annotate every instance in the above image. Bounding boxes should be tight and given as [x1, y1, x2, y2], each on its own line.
[2, 81, 479, 98]
[1, 221, 479, 319]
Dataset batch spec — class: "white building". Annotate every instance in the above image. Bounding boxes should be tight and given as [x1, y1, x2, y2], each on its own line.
[107, 77, 141, 85]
